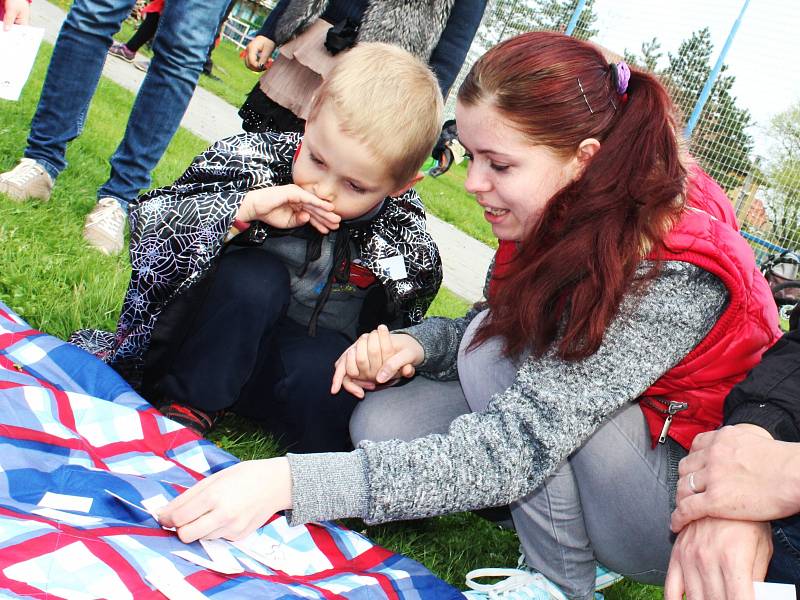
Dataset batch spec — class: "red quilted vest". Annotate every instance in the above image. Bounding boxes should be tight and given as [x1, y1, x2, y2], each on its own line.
[641, 168, 781, 448]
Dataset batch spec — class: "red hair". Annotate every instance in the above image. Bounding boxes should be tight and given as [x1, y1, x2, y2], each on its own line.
[462, 31, 686, 361]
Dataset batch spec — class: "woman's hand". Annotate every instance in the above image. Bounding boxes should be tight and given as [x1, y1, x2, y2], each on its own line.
[671, 424, 800, 533]
[237, 185, 341, 233]
[664, 516, 772, 600]
[158, 457, 292, 543]
[331, 325, 424, 398]
[4, 0, 30, 30]
[244, 35, 276, 72]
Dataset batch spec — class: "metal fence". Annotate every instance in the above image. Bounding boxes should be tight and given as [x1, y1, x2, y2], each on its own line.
[445, 0, 800, 262]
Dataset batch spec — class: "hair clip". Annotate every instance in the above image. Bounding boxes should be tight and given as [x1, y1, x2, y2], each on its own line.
[577, 78, 594, 114]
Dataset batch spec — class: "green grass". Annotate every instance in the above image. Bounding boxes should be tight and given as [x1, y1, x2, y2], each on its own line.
[0, 40, 662, 599]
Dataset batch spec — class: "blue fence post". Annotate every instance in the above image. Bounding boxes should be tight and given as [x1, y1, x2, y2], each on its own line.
[565, 0, 587, 36]
[684, 0, 751, 137]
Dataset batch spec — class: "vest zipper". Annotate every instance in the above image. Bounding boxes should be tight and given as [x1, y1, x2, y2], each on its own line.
[643, 398, 689, 444]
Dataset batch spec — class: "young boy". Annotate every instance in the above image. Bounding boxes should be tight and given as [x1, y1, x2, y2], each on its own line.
[71, 43, 444, 452]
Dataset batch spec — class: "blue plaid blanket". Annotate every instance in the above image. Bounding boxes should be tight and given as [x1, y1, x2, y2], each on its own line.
[0, 301, 461, 599]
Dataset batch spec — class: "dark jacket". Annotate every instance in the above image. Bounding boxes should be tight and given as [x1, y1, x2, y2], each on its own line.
[70, 131, 442, 385]
[725, 328, 800, 442]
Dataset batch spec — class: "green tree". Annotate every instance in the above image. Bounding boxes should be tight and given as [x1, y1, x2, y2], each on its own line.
[763, 102, 800, 246]
[478, 0, 598, 48]
[661, 27, 754, 192]
[624, 37, 662, 72]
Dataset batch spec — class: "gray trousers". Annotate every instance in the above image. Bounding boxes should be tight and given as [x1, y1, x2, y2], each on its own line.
[350, 312, 675, 600]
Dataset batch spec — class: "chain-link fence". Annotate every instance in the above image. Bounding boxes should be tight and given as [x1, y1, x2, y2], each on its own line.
[445, 0, 800, 263]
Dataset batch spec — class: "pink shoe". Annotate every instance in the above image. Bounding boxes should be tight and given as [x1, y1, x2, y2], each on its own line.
[108, 42, 136, 62]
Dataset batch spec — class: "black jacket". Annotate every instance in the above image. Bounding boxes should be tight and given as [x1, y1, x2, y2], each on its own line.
[725, 329, 800, 442]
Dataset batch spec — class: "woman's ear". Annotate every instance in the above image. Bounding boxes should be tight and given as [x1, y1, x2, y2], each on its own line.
[576, 138, 601, 167]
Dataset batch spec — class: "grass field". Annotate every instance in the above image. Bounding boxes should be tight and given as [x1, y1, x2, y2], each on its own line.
[0, 38, 661, 599]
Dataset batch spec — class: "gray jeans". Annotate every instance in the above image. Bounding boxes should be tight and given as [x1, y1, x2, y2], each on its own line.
[350, 311, 675, 600]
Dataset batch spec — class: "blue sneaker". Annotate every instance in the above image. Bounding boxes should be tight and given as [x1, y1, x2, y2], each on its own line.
[594, 563, 624, 591]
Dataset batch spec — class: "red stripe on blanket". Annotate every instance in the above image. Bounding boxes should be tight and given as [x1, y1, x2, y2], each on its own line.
[185, 566, 348, 599]
[305, 525, 399, 599]
[0, 530, 149, 595]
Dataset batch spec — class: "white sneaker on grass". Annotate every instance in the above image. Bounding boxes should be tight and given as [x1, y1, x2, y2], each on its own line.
[464, 568, 568, 599]
[464, 561, 623, 600]
[0, 158, 54, 201]
[83, 197, 127, 255]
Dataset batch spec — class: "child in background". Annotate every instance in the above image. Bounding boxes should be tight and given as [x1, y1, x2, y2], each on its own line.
[107, 0, 162, 63]
[73, 42, 443, 453]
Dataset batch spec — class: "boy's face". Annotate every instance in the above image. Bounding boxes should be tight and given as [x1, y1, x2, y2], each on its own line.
[293, 103, 405, 221]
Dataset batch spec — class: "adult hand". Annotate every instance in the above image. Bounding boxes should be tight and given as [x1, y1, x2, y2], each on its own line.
[331, 326, 424, 398]
[671, 424, 800, 532]
[237, 185, 341, 233]
[664, 516, 772, 600]
[158, 457, 292, 543]
[3, 0, 30, 30]
[244, 35, 276, 72]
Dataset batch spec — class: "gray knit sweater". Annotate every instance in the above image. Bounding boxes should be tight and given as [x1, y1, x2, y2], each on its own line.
[286, 261, 727, 525]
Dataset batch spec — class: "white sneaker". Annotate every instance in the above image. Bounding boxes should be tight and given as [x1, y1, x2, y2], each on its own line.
[464, 560, 623, 600]
[0, 158, 54, 201]
[464, 568, 568, 599]
[83, 197, 127, 255]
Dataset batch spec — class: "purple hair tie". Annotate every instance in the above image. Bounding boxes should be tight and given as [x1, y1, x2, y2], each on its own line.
[611, 61, 631, 95]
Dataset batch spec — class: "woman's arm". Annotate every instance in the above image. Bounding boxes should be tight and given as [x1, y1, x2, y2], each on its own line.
[289, 262, 728, 524]
[426, 0, 488, 97]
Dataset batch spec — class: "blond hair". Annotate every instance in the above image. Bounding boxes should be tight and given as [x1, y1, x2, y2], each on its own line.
[308, 42, 443, 185]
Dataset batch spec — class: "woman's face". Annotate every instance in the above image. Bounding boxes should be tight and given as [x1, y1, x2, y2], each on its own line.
[456, 100, 580, 242]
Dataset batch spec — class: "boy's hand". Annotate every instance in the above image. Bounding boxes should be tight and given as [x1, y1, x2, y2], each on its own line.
[4, 0, 30, 30]
[157, 457, 292, 543]
[331, 325, 423, 398]
[244, 35, 276, 71]
[238, 185, 341, 233]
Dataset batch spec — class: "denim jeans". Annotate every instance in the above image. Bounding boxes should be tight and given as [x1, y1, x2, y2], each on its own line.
[25, 0, 229, 209]
[769, 514, 800, 584]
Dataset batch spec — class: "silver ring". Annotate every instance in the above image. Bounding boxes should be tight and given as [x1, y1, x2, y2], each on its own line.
[688, 471, 698, 493]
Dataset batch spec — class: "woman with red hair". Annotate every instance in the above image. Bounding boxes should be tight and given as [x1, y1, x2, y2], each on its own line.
[159, 31, 780, 598]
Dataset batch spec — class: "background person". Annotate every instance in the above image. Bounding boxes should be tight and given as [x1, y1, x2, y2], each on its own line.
[107, 0, 162, 63]
[158, 31, 780, 600]
[239, 0, 487, 134]
[666, 328, 800, 598]
[0, 0, 230, 255]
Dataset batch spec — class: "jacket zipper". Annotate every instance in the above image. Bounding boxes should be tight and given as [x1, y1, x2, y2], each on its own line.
[643, 398, 689, 444]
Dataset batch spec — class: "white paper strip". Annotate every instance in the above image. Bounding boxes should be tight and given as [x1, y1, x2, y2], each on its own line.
[146, 569, 207, 600]
[754, 581, 797, 600]
[199, 538, 243, 573]
[105, 489, 158, 520]
[39, 491, 93, 513]
[32, 508, 102, 527]
[172, 550, 243, 575]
